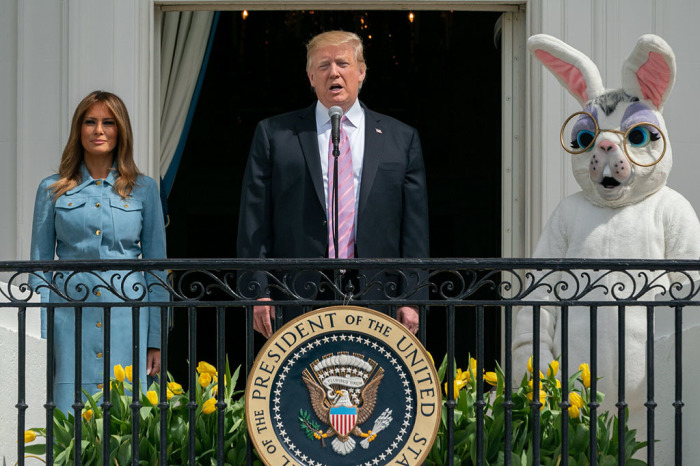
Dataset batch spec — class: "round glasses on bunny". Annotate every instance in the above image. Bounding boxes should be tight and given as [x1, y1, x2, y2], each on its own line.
[560, 111, 667, 167]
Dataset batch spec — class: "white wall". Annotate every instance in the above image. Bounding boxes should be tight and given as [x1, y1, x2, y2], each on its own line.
[0, 282, 44, 464]
[0, 0, 18, 261]
[529, 0, 700, 244]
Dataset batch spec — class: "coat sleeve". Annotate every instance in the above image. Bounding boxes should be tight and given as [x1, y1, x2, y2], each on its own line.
[140, 176, 168, 349]
[399, 128, 430, 299]
[400, 128, 430, 259]
[236, 121, 273, 296]
[29, 178, 57, 340]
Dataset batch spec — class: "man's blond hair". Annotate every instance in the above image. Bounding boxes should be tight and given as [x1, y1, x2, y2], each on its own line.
[305, 30, 366, 73]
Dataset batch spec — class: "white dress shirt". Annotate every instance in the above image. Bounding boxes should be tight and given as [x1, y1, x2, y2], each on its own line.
[314, 99, 366, 215]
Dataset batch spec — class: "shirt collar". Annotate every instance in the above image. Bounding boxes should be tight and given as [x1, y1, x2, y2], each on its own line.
[315, 100, 363, 130]
[67, 161, 118, 194]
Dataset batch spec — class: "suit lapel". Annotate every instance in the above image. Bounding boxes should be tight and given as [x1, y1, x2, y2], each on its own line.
[296, 104, 326, 209]
[359, 104, 383, 217]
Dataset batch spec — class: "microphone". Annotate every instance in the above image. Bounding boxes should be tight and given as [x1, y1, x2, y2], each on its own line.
[329, 106, 343, 158]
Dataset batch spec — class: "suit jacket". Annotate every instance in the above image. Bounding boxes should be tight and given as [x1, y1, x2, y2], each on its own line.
[237, 101, 429, 308]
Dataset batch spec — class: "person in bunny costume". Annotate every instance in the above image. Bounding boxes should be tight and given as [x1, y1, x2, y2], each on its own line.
[512, 34, 700, 428]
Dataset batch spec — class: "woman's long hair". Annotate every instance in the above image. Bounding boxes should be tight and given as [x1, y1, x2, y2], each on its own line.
[49, 90, 139, 200]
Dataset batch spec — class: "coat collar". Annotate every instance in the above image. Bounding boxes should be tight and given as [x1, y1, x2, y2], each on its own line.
[358, 102, 384, 217]
[67, 162, 118, 195]
[296, 103, 326, 208]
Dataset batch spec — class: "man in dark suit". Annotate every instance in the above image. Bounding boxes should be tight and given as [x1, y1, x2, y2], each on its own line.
[237, 30, 429, 338]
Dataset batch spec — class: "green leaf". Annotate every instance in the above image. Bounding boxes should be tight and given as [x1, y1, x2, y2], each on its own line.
[24, 443, 47, 455]
[437, 353, 448, 382]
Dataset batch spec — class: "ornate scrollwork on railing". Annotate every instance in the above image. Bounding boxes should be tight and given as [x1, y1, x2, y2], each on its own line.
[2, 260, 699, 306]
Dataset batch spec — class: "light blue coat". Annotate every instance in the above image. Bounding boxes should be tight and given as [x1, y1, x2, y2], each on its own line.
[30, 164, 167, 414]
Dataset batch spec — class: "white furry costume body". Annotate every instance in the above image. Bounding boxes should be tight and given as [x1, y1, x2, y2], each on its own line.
[512, 34, 700, 415]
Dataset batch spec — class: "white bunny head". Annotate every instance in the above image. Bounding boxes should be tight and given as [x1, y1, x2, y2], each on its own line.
[529, 34, 676, 208]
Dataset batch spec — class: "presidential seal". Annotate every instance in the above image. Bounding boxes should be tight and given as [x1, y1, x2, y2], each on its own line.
[246, 306, 441, 466]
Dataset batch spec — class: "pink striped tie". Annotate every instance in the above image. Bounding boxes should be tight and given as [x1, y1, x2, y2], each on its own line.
[328, 117, 355, 259]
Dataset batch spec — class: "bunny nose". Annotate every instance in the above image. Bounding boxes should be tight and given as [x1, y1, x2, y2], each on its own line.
[598, 140, 616, 152]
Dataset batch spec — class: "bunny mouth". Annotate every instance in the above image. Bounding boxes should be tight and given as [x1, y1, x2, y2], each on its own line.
[601, 177, 621, 189]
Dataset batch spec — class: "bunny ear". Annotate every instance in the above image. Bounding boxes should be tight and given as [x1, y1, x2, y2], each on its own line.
[528, 34, 605, 106]
[622, 34, 675, 111]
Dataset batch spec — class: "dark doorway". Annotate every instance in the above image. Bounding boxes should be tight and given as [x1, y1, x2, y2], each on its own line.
[166, 10, 503, 386]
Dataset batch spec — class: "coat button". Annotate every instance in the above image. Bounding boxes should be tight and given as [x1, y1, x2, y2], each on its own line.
[94, 290, 101, 297]
[322, 220, 327, 226]
[96, 180, 102, 186]
[96, 230, 101, 236]
[68, 203, 73, 206]
[96, 352, 103, 358]
[124, 204, 129, 208]
[96, 322, 102, 328]
[97, 383, 103, 389]
[96, 202, 101, 208]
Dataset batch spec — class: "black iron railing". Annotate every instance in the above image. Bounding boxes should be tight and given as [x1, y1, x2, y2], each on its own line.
[3, 258, 700, 465]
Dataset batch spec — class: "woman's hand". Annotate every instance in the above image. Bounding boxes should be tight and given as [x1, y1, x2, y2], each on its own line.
[147, 347, 161, 376]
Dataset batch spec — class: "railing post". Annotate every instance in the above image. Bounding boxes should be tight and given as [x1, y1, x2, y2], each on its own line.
[476, 305, 485, 466]
[188, 305, 197, 466]
[45, 305, 56, 465]
[16, 305, 27, 466]
[674, 304, 684, 466]
[216, 305, 226, 465]
[102, 307, 112, 465]
[130, 306, 141, 466]
[560, 305, 569, 466]
[532, 304, 541, 466]
[159, 305, 169, 466]
[446, 304, 456, 466]
[245, 304, 255, 466]
[74, 306, 84, 466]
[617, 305, 627, 465]
[504, 304, 513, 466]
[589, 305, 598, 466]
[646, 304, 656, 465]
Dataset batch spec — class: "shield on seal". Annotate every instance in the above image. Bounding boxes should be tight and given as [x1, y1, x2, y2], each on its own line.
[329, 405, 358, 436]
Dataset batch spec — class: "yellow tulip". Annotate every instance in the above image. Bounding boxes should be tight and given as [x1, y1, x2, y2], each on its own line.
[167, 388, 174, 401]
[455, 368, 469, 383]
[569, 391, 584, 409]
[146, 390, 158, 405]
[443, 379, 467, 399]
[24, 430, 36, 443]
[548, 360, 559, 377]
[527, 389, 547, 410]
[579, 363, 591, 388]
[427, 351, 435, 366]
[212, 383, 219, 397]
[527, 355, 534, 374]
[202, 397, 217, 414]
[568, 405, 580, 418]
[125, 365, 133, 382]
[199, 372, 212, 388]
[528, 379, 543, 390]
[197, 361, 217, 375]
[82, 409, 93, 422]
[556, 379, 561, 388]
[168, 381, 184, 394]
[484, 372, 498, 386]
[114, 364, 125, 383]
[468, 358, 478, 376]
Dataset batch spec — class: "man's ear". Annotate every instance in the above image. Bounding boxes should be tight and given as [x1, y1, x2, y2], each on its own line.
[307, 70, 316, 89]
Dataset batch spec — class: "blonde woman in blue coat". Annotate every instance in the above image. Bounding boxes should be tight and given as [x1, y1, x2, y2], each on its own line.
[30, 91, 167, 414]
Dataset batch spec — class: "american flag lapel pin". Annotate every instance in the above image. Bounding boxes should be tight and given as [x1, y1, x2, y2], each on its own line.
[375, 128, 382, 134]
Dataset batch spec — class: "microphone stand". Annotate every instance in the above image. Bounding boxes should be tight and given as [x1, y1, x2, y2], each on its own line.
[332, 132, 341, 301]
[332, 134, 340, 260]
